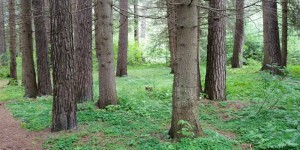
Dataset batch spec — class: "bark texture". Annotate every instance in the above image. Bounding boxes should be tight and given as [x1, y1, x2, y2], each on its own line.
[32, 0, 52, 96]
[8, 0, 17, 82]
[281, 0, 288, 67]
[262, 0, 282, 74]
[166, 0, 176, 74]
[232, 0, 245, 68]
[116, 0, 128, 77]
[0, 0, 6, 65]
[21, 0, 38, 98]
[169, 0, 204, 140]
[73, 0, 93, 102]
[50, 0, 77, 132]
[95, 0, 118, 108]
[205, 0, 226, 101]
[197, 1, 202, 94]
[134, 0, 139, 44]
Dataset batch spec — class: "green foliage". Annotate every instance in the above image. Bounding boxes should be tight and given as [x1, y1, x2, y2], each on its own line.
[6, 97, 52, 130]
[243, 36, 263, 62]
[0, 65, 9, 78]
[2, 64, 300, 149]
[113, 41, 144, 65]
[0, 83, 24, 102]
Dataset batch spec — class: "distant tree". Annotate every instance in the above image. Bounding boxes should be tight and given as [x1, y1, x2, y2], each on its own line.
[116, 0, 129, 77]
[50, 0, 77, 132]
[134, 0, 139, 44]
[169, 0, 204, 140]
[232, 0, 245, 68]
[0, 0, 6, 65]
[205, 0, 227, 101]
[32, 0, 52, 96]
[281, 0, 288, 67]
[166, 0, 176, 74]
[73, 0, 93, 102]
[205, 0, 226, 100]
[95, 0, 118, 108]
[8, 0, 17, 83]
[21, 0, 38, 98]
[261, 0, 282, 74]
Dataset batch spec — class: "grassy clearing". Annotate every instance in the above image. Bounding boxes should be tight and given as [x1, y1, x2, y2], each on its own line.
[2, 64, 300, 149]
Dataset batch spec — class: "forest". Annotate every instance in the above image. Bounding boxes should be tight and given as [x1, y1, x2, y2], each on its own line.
[0, 0, 299, 149]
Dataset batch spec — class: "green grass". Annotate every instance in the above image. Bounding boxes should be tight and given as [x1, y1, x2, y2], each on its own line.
[2, 64, 300, 149]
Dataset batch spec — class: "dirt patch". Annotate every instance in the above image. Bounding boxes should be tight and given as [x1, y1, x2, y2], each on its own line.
[0, 104, 49, 150]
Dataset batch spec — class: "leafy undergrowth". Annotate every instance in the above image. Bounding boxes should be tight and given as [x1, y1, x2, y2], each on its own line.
[3, 64, 300, 149]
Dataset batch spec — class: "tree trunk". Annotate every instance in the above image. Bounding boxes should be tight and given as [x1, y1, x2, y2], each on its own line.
[262, 0, 270, 70]
[166, 0, 176, 74]
[134, 0, 139, 44]
[169, 0, 204, 140]
[0, 0, 6, 65]
[262, 0, 282, 74]
[73, 0, 93, 102]
[21, 0, 38, 98]
[205, 0, 226, 101]
[197, 0, 202, 94]
[50, 0, 77, 132]
[95, 0, 118, 108]
[32, 0, 52, 96]
[281, 0, 288, 67]
[231, 0, 245, 68]
[8, 0, 17, 83]
[116, 0, 128, 77]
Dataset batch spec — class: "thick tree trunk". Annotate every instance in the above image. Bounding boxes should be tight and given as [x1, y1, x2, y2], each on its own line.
[95, 0, 118, 108]
[50, 0, 77, 132]
[169, 0, 204, 140]
[21, 0, 38, 98]
[281, 0, 288, 67]
[0, 0, 6, 65]
[262, 0, 270, 70]
[116, 0, 128, 77]
[8, 0, 17, 83]
[32, 0, 52, 96]
[73, 0, 93, 102]
[231, 0, 245, 68]
[205, 0, 226, 101]
[134, 0, 139, 44]
[166, 0, 176, 74]
[262, 0, 282, 74]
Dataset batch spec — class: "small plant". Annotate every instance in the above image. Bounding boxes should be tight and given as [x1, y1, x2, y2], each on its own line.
[178, 120, 195, 138]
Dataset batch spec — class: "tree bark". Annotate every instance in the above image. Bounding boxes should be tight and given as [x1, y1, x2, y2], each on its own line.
[8, 0, 17, 83]
[169, 0, 204, 140]
[116, 0, 128, 77]
[262, 0, 270, 70]
[205, 0, 226, 101]
[0, 0, 6, 65]
[281, 0, 288, 67]
[50, 0, 77, 132]
[73, 0, 93, 102]
[134, 0, 139, 44]
[261, 0, 282, 74]
[32, 0, 52, 96]
[21, 0, 38, 98]
[166, 0, 176, 74]
[231, 0, 245, 68]
[197, 0, 202, 94]
[95, 0, 118, 108]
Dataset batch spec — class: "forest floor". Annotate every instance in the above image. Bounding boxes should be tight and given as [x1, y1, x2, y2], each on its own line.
[0, 79, 46, 150]
[0, 64, 299, 149]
